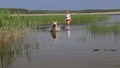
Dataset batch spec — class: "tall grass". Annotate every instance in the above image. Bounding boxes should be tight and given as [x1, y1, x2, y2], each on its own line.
[0, 28, 39, 68]
[0, 9, 40, 68]
[89, 23, 120, 32]
[16, 14, 109, 25]
[72, 15, 109, 24]
[0, 9, 30, 29]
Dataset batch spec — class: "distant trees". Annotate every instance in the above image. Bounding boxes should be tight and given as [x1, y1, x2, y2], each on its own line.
[0, 8, 120, 14]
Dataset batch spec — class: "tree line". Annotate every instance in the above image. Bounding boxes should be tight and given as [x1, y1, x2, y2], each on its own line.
[1, 8, 120, 14]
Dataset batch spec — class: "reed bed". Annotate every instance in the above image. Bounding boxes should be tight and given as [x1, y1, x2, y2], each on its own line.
[89, 23, 120, 32]
[15, 14, 109, 25]
[0, 9, 110, 46]
[0, 9, 34, 68]
[0, 27, 39, 68]
[0, 9, 110, 44]
[0, 9, 110, 47]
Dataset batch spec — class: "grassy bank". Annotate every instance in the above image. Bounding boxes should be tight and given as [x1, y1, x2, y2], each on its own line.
[13, 14, 109, 25]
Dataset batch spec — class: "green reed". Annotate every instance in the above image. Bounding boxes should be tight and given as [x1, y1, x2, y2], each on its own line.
[0, 9, 32, 68]
[72, 15, 109, 24]
[0, 9, 110, 48]
[0, 27, 39, 68]
[0, 9, 29, 29]
[0, 9, 110, 39]
[17, 14, 109, 25]
[89, 23, 120, 32]
[0, 9, 109, 28]
[0, 10, 38, 67]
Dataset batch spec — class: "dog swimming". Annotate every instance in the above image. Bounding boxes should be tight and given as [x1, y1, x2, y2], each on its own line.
[49, 21, 61, 32]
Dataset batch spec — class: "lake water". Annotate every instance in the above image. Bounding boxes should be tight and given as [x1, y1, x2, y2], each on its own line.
[1, 15, 120, 68]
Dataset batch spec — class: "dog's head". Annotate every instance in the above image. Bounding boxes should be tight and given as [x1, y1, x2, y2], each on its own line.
[52, 21, 58, 28]
[53, 21, 57, 25]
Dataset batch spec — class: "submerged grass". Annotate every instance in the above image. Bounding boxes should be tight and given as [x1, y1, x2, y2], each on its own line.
[89, 23, 120, 32]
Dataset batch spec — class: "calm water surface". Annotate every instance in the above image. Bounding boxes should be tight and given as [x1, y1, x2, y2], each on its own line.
[1, 15, 120, 68]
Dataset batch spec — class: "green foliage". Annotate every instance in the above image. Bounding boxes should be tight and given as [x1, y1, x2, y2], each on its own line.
[1, 8, 120, 14]
[0, 9, 109, 29]
[71, 15, 109, 24]
[0, 9, 30, 29]
[89, 24, 120, 32]
[0, 9, 11, 27]
[16, 15, 109, 25]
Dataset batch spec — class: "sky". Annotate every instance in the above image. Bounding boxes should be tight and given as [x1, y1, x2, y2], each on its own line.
[0, 0, 120, 10]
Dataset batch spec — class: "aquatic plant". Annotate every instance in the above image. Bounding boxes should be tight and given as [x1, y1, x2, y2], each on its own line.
[17, 14, 109, 25]
[71, 15, 109, 24]
[0, 9, 39, 68]
[89, 23, 120, 32]
[0, 27, 39, 68]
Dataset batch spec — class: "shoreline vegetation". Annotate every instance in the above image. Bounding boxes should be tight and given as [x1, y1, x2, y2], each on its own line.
[0, 9, 110, 27]
[0, 9, 120, 67]
[1, 8, 120, 68]
[89, 23, 120, 32]
[1, 8, 120, 14]
[0, 9, 119, 44]
[11, 12, 120, 16]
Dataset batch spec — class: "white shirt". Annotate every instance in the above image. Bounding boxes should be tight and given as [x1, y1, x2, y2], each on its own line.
[66, 14, 71, 19]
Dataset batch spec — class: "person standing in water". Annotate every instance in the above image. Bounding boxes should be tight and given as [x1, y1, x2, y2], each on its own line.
[65, 11, 71, 26]
[65, 11, 71, 38]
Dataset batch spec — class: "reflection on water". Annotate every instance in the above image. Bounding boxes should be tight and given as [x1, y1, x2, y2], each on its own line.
[50, 25, 71, 43]
[66, 30, 71, 38]
[66, 25, 71, 38]
[107, 14, 120, 22]
[50, 31, 58, 43]
[90, 31, 120, 47]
